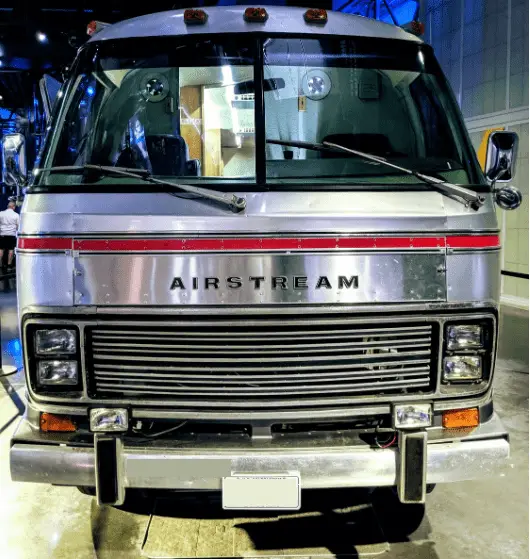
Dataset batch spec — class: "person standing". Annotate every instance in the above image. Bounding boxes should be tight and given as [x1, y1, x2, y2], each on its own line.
[0, 200, 20, 272]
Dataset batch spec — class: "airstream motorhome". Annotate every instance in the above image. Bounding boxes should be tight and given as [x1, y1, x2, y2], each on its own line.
[6, 6, 522, 528]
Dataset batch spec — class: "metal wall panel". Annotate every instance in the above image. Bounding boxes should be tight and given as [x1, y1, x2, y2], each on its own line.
[17, 253, 74, 310]
[446, 250, 501, 304]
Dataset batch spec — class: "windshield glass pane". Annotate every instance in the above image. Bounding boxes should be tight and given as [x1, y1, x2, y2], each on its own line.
[39, 37, 256, 185]
[263, 37, 480, 186]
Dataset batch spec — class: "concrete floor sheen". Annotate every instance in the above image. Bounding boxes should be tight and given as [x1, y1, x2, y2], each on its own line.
[0, 283, 528, 558]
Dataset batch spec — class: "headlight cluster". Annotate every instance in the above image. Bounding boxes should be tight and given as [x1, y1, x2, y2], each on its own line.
[31, 328, 81, 391]
[443, 323, 491, 384]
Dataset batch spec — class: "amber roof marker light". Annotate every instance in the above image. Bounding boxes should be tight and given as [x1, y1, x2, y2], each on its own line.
[86, 20, 109, 36]
[184, 9, 208, 25]
[304, 9, 328, 24]
[402, 20, 425, 36]
[244, 7, 269, 23]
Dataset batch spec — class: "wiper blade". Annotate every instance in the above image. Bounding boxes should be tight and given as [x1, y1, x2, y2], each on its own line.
[266, 139, 485, 210]
[35, 165, 246, 213]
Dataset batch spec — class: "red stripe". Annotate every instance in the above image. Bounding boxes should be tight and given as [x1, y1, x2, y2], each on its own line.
[18, 235, 500, 251]
[17, 238, 73, 250]
[447, 235, 500, 249]
[68, 237, 446, 251]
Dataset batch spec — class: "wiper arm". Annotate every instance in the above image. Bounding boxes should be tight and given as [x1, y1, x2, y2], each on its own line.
[35, 165, 246, 213]
[266, 139, 485, 210]
[267, 139, 336, 153]
[323, 142, 485, 211]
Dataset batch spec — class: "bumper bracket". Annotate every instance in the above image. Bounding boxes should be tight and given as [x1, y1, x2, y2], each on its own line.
[94, 434, 125, 506]
[398, 430, 428, 504]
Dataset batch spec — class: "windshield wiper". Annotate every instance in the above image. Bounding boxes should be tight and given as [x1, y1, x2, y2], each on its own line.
[267, 139, 485, 210]
[35, 165, 246, 213]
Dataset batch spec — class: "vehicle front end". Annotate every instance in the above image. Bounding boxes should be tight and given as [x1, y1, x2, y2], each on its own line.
[10, 6, 516, 513]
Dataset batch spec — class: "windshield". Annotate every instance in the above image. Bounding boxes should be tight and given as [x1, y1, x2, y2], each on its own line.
[36, 35, 482, 189]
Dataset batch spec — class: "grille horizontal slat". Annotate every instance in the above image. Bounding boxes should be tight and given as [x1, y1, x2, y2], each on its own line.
[93, 364, 430, 382]
[92, 337, 431, 353]
[92, 325, 431, 342]
[87, 318, 437, 410]
[93, 358, 429, 373]
[94, 369, 430, 385]
[95, 377, 430, 397]
[92, 349, 430, 365]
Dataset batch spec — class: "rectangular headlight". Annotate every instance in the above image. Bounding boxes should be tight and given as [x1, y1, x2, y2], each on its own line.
[394, 404, 432, 429]
[446, 325, 483, 350]
[90, 409, 128, 433]
[35, 329, 77, 355]
[443, 356, 482, 381]
[37, 360, 78, 386]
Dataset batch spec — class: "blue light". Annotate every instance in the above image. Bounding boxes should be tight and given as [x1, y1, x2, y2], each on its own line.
[86, 86, 95, 97]
[6, 338, 23, 369]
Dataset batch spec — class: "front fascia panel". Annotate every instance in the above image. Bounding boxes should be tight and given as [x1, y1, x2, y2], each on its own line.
[72, 251, 446, 306]
[20, 310, 496, 417]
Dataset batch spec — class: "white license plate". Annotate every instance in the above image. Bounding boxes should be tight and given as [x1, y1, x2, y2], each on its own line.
[222, 473, 301, 510]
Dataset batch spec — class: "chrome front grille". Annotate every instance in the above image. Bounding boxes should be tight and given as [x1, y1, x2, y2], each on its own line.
[86, 316, 437, 411]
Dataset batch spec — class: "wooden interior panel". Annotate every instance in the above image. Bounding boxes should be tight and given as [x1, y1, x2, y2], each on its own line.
[180, 86, 203, 162]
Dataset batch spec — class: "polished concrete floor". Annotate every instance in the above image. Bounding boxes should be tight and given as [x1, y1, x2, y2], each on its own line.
[0, 278, 528, 558]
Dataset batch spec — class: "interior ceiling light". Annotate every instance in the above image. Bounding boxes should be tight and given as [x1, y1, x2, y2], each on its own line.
[36, 32, 48, 43]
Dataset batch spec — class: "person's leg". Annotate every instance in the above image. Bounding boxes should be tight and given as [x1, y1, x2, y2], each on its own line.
[6, 236, 16, 267]
[0, 236, 5, 269]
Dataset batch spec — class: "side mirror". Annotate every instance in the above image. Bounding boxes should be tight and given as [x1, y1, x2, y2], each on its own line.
[485, 130, 518, 183]
[484, 131, 522, 210]
[1, 133, 27, 197]
[495, 185, 523, 211]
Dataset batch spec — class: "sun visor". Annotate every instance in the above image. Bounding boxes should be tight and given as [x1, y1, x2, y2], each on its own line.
[358, 70, 381, 101]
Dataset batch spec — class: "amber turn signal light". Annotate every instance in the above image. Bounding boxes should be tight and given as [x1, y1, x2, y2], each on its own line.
[442, 408, 479, 429]
[40, 413, 76, 433]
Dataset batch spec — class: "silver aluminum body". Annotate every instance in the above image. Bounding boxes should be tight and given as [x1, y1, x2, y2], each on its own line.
[11, 6, 509, 496]
[13, 188, 509, 492]
[17, 191, 500, 310]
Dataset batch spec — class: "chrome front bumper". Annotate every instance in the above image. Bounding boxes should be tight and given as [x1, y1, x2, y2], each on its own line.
[11, 413, 510, 491]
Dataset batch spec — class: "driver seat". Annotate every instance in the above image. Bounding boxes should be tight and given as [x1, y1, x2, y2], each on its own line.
[146, 135, 201, 176]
